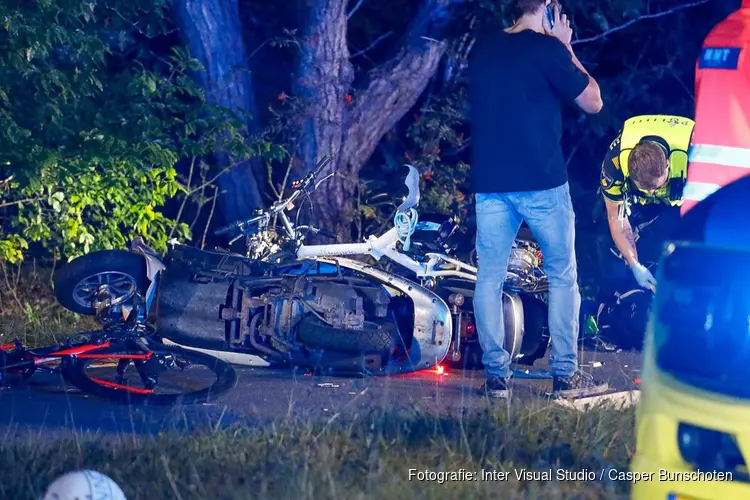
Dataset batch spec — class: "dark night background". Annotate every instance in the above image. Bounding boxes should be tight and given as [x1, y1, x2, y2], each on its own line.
[0, 0, 744, 295]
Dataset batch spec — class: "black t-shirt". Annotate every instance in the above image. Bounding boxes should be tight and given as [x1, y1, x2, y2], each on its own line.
[468, 29, 589, 193]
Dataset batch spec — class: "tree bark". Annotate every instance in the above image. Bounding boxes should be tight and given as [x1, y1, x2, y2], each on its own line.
[173, 0, 264, 227]
[293, 0, 353, 236]
[295, 0, 457, 239]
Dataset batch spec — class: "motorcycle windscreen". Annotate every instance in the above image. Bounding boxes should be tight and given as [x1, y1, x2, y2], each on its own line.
[653, 242, 750, 399]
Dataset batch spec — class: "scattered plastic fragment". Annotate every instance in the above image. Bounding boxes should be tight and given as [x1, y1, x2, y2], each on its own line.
[592, 361, 603, 368]
[317, 383, 340, 388]
[512, 369, 553, 379]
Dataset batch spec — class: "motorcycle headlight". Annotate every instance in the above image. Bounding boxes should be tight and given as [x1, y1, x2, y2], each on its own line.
[448, 293, 464, 306]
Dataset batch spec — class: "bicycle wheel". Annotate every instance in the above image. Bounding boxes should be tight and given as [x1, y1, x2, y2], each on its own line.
[62, 343, 237, 406]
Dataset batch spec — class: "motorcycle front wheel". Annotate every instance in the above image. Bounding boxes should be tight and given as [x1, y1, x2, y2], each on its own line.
[53, 250, 149, 315]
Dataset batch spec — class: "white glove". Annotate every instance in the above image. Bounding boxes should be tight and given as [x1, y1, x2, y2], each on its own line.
[630, 262, 657, 291]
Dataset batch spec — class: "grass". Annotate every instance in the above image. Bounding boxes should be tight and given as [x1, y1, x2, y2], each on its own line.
[1, 405, 637, 500]
[0, 262, 638, 500]
[0, 261, 96, 347]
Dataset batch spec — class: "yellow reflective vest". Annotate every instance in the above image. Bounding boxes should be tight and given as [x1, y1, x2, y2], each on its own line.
[618, 114, 696, 207]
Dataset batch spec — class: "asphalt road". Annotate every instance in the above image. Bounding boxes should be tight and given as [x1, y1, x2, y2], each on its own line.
[0, 345, 641, 439]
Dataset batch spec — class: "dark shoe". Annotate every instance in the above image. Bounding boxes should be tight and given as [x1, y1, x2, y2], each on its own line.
[477, 378, 511, 399]
[552, 370, 609, 399]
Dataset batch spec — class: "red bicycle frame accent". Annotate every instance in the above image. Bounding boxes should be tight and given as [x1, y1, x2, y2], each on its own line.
[2, 339, 157, 395]
[49, 341, 113, 356]
[89, 378, 154, 395]
[1, 340, 153, 367]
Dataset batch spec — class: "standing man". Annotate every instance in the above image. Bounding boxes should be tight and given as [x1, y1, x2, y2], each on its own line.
[468, 0, 607, 399]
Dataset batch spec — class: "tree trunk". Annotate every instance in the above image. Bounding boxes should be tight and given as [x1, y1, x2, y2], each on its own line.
[295, 0, 457, 239]
[173, 0, 264, 227]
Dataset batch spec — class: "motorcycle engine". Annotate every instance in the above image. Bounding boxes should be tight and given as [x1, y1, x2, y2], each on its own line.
[311, 283, 365, 330]
[264, 281, 390, 341]
[308, 282, 389, 330]
[506, 241, 542, 289]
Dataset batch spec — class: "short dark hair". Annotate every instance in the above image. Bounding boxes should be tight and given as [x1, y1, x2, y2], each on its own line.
[629, 141, 668, 190]
[514, 0, 547, 16]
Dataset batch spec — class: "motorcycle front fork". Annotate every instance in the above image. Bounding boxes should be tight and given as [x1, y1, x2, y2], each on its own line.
[421, 277, 464, 363]
[448, 307, 463, 362]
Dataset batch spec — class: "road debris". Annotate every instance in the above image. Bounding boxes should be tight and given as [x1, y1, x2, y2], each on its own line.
[553, 390, 640, 412]
[317, 383, 340, 388]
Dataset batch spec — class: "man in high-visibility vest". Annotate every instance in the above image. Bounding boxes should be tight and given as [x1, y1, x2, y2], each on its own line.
[599, 115, 695, 291]
[681, 0, 750, 215]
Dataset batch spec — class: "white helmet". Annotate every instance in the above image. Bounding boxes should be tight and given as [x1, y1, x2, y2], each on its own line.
[43, 469, 126, 500]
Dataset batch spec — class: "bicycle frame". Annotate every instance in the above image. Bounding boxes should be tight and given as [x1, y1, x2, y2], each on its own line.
[0, 336, 154, 391]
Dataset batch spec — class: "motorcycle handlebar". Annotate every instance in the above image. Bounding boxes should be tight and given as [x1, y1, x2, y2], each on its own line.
[214, 214, 264, 236]
[214, 155, 332, 237]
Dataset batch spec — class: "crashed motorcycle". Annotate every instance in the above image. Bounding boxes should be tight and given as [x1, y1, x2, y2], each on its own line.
[286, 165, 550, 370]
[53, 156, 453, 375]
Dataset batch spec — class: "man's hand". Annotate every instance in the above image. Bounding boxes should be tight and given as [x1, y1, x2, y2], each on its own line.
[630, 262, 657, 292]
[545, 3, 573, 45]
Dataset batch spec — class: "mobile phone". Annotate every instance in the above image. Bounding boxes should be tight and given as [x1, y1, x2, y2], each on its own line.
[545, 3, 557, 29]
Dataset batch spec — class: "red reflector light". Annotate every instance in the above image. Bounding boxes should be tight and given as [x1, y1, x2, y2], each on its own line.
[433, 364, 446, 375]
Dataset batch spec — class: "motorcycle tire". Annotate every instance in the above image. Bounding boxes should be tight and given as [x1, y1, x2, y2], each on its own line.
[53, 250, 149, 316]
[297, 315, 398, 354]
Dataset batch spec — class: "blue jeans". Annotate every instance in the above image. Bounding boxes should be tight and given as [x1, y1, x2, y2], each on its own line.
[474, 182, 580, 379]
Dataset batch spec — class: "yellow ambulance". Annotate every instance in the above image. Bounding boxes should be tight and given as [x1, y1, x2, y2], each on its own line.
[630, 240, 750, 499]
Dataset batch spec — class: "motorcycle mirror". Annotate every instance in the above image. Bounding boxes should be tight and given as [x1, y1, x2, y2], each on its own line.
[397, 164, 420, 213]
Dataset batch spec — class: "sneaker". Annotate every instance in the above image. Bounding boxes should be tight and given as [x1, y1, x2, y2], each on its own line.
[477, 378, 511, 399]
[552, 370, 609, 399]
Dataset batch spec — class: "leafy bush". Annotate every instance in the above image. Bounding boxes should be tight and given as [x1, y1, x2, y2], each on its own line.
[0, 0, 258, 263]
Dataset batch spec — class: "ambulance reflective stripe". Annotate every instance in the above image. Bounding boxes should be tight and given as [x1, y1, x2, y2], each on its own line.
[689, 144, 750, 169]
[683, 181, 721, 202]
[683, 144, 750, 204]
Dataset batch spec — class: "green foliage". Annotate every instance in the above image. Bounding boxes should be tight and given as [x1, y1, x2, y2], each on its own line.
[0, 0, 258, 263]
[405, 82, 472, 222]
